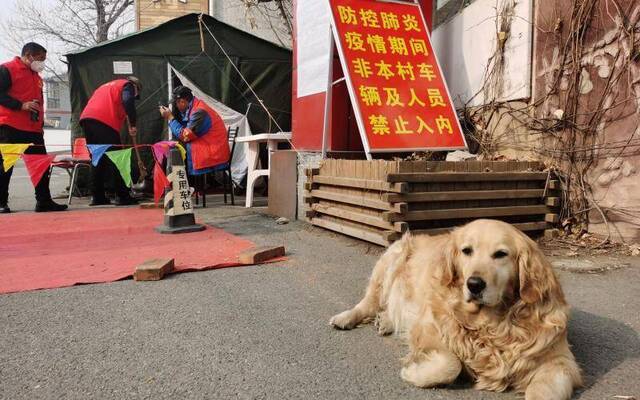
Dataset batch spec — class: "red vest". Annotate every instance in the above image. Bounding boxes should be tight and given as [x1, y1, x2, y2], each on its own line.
[80, 79, 129, 132]
[0, 57, 44, 133]
[189, 98, 230, 170]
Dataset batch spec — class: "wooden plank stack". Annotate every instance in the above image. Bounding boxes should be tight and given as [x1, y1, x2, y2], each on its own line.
[304, 159, 560, 247]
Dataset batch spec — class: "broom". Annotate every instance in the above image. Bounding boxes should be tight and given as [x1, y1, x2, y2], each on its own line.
[129, 123, 150, 193]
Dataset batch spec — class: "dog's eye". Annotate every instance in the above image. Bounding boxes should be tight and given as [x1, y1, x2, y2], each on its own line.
[461, 247, 473, 256]
[492, 250, 508, 259]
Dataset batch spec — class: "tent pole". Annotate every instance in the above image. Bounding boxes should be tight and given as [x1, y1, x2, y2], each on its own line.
[167, 63, 173, 140]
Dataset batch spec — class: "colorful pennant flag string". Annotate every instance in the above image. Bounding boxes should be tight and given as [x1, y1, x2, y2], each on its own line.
[86, 144, 111, 167]
[153, 141, 186, 163]
[0, 144, 31, 172]
[106, 148, 133, 188]
[153, 162, 170, 205]
[152, 141, 173, 164]
[0, 141, 186, 193]
[22, 154, 56, 187]
[175, 143, 187, 161]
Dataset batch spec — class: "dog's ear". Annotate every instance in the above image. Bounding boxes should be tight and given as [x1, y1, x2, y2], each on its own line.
[441, 232, 458, 287]
[517, 235, 563, 304]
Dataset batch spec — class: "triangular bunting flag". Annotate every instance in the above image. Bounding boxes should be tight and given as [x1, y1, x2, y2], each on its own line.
[152, 141, 172, 164]
[153, 162, 170, 205]
[106, 148, 133, 188]
[22, 154, 55, 187]
[0, 144, 31, 172]
[86, 144, 111, 167]
[175, 143, 187, 160]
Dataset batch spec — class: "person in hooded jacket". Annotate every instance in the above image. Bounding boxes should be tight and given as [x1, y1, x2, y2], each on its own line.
[159, 86, 229, 177]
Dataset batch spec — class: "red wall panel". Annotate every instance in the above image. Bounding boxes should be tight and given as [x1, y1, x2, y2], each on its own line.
[292, 1, 434, 152]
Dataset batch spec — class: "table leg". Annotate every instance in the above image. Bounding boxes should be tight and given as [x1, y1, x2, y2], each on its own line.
[264, 139, 278, 199]
[245, 142, 260, 207]
[267, 140, 279, 165]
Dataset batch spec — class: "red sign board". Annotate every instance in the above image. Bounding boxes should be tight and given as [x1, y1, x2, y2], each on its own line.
[329, 0, 466, 153]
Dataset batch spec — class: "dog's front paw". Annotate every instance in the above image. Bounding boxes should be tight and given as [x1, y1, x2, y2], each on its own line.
[374, 312, 394, 336]
[401, 362, 430, 387]
[329, 309, 359, 330]
[400, 351, 461, 388]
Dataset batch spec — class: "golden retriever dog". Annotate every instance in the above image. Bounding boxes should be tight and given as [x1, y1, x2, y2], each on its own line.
[330, 219, 582, 400]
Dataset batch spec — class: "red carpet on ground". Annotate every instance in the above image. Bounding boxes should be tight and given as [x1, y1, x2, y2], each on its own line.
[0, 208, 258, 294]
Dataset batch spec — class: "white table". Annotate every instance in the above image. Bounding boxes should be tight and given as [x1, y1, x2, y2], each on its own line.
[236, 133, 292, 207]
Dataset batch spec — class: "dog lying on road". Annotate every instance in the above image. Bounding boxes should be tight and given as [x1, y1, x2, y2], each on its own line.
[330, 219, 582, 400]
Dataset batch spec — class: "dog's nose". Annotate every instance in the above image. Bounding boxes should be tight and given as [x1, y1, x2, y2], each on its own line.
[467, 277, 486, 295]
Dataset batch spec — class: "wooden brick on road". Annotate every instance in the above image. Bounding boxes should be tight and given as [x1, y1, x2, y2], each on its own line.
[239, 246, 286, 265]
[134, 259, 174, 281]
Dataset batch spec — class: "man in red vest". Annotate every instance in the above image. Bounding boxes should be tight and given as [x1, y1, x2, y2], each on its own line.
[80, 77, 141, 206]
[0, 42, 68, 213]
[159, 86, 229, 176]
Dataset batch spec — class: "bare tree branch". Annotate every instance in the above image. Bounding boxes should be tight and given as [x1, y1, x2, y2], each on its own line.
[0, 0, 134, 74]
[60, 0, 98, 42]
[237, 0, 293, 48]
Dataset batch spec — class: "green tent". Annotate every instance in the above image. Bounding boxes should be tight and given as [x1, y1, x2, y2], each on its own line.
[66, 13, 292, 151]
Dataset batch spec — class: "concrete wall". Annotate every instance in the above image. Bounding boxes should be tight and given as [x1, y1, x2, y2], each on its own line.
[531, 1, 640, 241]
[431, 0, 533, 108]
[482, 0, 640, 242]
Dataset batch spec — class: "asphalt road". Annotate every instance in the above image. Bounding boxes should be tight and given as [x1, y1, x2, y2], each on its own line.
[1, 207, 639, 400]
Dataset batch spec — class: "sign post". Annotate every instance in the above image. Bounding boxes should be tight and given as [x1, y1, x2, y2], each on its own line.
[155, 148, 206, 234]
[326, 0, 466, 158]
[321, 32, 336, 160]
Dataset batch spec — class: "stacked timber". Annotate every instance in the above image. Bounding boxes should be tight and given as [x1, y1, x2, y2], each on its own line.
[304, 159, 560, 247]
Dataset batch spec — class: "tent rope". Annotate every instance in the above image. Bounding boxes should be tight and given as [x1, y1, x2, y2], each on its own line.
[198, 14, 206, 53]
[199, 14, 303, 155]
[199, 15, 284, 134]
[198, 51, 254, 106]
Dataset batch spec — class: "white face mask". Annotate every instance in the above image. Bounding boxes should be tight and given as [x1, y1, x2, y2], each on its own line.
[30, 60, 45, 73]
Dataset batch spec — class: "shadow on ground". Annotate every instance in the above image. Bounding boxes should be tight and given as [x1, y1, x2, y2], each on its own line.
[206, 214, 301, 236]
[569, 309, 640, 398]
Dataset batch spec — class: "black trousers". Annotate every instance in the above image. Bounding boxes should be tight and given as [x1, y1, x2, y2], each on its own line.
[80, 119, 128, 199]
[0, 125, 51, 204]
